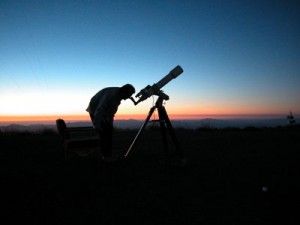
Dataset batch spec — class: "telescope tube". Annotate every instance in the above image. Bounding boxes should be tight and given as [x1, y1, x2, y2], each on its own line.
[155, 65, 183, 90]
[134, 65, 183, 104]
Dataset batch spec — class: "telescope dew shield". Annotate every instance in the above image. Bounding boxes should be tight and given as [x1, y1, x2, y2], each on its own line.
[155, 65, 183, 90]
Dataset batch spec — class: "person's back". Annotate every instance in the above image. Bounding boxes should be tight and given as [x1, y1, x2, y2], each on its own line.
[87, 87, 121, 127]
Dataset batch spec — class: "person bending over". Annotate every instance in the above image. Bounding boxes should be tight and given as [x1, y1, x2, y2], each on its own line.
[86, 84, 135, 162]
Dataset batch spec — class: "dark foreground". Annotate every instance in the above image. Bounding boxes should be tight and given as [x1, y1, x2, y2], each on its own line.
[1, 126, 299, 225]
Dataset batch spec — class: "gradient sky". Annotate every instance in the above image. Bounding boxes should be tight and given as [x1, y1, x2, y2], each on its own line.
[1, 0, 299, 121]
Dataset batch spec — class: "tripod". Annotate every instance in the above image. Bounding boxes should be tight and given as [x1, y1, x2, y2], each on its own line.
[124, 93, 186, 165]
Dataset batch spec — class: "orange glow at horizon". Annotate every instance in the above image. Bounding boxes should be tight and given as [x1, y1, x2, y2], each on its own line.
[0, 114, 181, 122]
[0, 114, 90, 122]
[0, 111, 290, 124]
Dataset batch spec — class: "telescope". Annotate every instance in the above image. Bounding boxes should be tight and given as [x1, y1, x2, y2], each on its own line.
[124, 65, 186, 165]
[130, 65, 183, 105]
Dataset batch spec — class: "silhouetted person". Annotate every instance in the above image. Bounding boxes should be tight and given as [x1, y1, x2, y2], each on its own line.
[86, 84, 135, 162]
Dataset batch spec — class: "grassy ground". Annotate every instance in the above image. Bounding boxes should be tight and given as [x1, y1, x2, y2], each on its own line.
[1, 126, 299, 225]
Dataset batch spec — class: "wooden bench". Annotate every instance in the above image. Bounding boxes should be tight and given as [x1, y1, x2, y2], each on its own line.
[56, 119, 100, 160]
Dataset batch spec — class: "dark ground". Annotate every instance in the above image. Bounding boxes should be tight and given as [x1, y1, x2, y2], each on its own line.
[1, 126, 299, 225]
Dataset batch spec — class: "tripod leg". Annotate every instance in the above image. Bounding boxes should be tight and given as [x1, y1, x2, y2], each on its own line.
[123, 106, 156, 158]
[159, 106, 185, 160]
[157, 107, 168, 153]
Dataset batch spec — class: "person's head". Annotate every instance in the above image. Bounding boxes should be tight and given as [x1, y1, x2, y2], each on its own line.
[120, 84, 135, 100]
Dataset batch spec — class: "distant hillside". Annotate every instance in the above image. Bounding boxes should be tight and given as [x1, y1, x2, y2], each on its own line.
[0, 124, 57, 133]
[172, 118, 292, 129]
[0, 117, 296, 132]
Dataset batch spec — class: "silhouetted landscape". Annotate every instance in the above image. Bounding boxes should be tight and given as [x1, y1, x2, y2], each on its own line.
[1, 123, 299, 224]
[0, 116, 296, 132]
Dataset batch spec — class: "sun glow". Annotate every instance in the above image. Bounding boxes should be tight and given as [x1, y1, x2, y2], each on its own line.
[0, 92, 91, 115]
[0, 92, 294, 125]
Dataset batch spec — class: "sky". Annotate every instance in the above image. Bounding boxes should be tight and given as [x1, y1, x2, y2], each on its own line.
[1, 0, 299, 122]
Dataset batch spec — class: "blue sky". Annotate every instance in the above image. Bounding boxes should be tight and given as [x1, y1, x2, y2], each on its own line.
[1, 0, 299, 119]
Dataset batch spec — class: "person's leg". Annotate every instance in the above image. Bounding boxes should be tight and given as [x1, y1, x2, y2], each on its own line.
[89, 113, 102, 160]
[99, 121, 113, 157]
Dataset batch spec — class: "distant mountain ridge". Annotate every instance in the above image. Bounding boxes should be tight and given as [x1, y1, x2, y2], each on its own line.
[0, 117, 296, 132]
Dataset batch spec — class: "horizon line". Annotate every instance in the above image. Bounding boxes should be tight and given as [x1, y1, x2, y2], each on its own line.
[0, 113, 296, 123]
